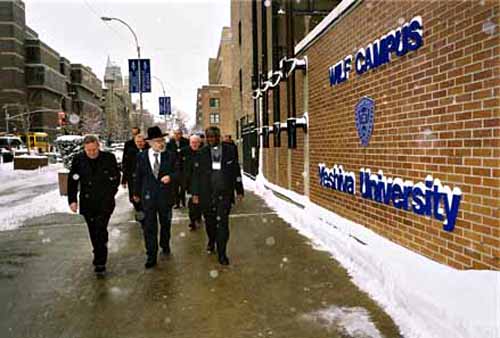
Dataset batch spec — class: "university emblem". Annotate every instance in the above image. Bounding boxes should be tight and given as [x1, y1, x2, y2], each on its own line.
[355, 97, 375, 146]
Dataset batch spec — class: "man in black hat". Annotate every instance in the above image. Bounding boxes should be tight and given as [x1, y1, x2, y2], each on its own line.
[191, 126, 244, 265]
[68, 134, 121, 276]
[167, 128, 189, 209]
[133, 126, 179, 268]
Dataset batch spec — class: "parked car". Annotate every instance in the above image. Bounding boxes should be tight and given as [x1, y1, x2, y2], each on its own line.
[0, 136, 28, 154]
[0, 135, 28, 162]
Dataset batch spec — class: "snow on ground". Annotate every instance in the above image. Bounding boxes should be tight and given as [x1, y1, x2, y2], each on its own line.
[301, 306, 383, 338]
[0, 162, 69, 231]
[244, 174, 500, 338]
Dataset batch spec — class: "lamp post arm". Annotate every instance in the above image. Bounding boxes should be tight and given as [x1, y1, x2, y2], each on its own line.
[106, 17, 140, 50]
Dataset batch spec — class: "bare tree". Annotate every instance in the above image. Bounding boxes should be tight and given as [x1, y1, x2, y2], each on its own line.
[81, 110, 104, 135]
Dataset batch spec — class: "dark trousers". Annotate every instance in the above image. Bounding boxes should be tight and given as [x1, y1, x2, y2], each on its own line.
[188, 197, 202, 224]
[126, 176, 142, 211]
[143, 202, 173, 260]
[83, 212, 112, 266]
[175, 180, 186, 207]
[203, 195, 231, 258]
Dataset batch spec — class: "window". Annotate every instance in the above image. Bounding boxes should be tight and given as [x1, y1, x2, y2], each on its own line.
[209, 98, 220, 108]
[210, 112, 220, 124]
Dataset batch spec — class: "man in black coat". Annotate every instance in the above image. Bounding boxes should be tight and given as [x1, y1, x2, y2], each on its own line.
[68, 134, 121, 275]
[121, 133, 148, 212]
[181, 134, 202, 231]
[121, 127, 142, 208]
[192, 126, 244, 265]
[133, 126, 179, 269]
[166, 128, 189, 208]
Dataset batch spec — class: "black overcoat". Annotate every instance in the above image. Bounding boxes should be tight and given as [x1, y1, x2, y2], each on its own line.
[191, 143, 244, 210]
[68, 151, 121, 215]
[133, 149, 179, 209]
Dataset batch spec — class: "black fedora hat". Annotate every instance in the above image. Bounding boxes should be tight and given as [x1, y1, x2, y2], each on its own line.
[145, 126, 167, 140]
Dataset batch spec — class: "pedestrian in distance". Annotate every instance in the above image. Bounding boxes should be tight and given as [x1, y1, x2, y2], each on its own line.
[133, 126, 179, 269]
[223, 134, 234, 144]
[181, 134, 202, 231]
[167, 128, 189, 209]
[68, 134, 121, 276]
[191, 126, 244, 266]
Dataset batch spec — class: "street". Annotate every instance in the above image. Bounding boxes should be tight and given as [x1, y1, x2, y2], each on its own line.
[0, 190, 402, 338]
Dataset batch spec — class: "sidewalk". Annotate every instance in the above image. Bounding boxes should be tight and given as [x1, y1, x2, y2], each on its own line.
[0, 190, 403, 338]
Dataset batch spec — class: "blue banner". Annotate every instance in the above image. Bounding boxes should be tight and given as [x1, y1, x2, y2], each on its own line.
[128, 59, 151, 93]
[128, 59, 140, 93]
[159, 96, 171, 115]
[140, 59, 151, 93]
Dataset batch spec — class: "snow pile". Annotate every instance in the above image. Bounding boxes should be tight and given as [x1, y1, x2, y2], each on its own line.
[55, 136, 83, 169]
[301, 306, 383, 338]
[244, 174, 500, 338]
[16, 154, 48, 159]
[55, 135, 83, 142]
[0, 162, 69, 230]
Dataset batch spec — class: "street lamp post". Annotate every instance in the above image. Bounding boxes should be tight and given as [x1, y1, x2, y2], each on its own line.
[153, 76, 168, 128]
[101, 16, 144, 131]
[3, 103, 24, 134]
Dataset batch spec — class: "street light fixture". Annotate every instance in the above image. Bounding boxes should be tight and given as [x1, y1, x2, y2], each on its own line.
[153, 76, 172, 130]
[101, 16, 144, 131]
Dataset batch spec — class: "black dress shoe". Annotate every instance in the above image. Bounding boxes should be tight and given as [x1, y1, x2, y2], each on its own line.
[94, 265, 106, 275]
[206, 242, 215, 254]
[173, 205, 180, 209]
[218, 255, 230, 266]
[145, 259, 157, 269]
[188, 223, 196, 231]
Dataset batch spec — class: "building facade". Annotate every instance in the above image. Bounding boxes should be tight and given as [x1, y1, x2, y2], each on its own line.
[197, 27, 236, 137]
[0, 0, 106, 141]
[70, 64, 103, 134]
[198, 84, 233, 137]
[24, 37, 69, 137]
[103, 57, 134, 141]
[235, 0, 499, 270]
[0, 0, 27, 131]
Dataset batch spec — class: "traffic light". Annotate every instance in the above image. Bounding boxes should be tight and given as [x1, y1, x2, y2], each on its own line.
[58, 112, 67, 126]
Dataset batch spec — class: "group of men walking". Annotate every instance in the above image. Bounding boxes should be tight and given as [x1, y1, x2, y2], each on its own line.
[68, 125, 244, 276]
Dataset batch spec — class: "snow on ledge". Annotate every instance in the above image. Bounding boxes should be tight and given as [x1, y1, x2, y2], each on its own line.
[244, 174, 499, 338]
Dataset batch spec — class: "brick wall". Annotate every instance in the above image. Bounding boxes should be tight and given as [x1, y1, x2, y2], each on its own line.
[262, 0, 499, 270]
[200, 85, 234, 138]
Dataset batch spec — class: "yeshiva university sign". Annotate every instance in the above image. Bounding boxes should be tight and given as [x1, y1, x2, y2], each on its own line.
[320, 16, 463, 233]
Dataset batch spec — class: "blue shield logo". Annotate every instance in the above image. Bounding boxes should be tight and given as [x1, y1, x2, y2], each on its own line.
[355, 97, 375, 146]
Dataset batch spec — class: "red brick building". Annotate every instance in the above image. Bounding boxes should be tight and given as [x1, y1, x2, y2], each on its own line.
[236, 0, 499, 270]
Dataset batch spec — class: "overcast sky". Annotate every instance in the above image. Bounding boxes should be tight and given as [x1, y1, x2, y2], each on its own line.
[25, 0, 231, 126]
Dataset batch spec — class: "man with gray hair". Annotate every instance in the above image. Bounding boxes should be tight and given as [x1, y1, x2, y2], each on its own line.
[167, 128, 189, 208]
[181, 134, 202, 231]
[122, 133, 149, 213]
[68, 134, 121, 276]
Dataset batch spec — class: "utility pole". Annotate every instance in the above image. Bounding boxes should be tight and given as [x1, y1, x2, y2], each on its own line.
[101, 16, 144, 131]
